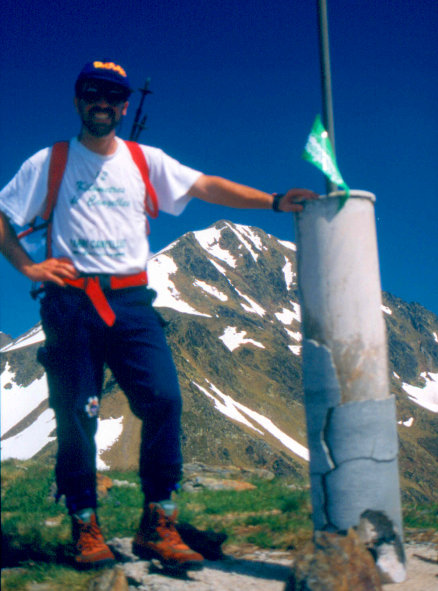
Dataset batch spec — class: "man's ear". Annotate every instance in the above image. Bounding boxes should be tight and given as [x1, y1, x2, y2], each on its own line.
[122, 101, 129, 116]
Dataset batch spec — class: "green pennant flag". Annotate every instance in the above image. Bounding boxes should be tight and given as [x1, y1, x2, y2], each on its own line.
[302, 114, 350, 209]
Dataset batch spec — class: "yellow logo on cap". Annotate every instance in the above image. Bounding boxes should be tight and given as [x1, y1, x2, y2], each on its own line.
[93, 61, 127, 77]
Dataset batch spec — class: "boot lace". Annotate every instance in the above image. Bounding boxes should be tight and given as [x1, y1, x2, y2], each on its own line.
[77, 520, 104, 552]
[155, 511, 186, 547]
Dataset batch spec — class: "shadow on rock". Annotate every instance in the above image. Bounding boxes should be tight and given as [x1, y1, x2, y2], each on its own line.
[207, 556, 293, 582]
[177, 521, 228, 560]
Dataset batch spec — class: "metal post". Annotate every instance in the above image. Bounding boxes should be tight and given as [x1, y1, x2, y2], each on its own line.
[294, 191, 406, 583]
[317, 0, 337, 195]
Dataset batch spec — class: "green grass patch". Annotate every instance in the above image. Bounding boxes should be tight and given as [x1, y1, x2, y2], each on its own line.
[176, 479, 313, 549]
[2, 459, 437, 589]
[1, 563, 96, 591]
[403, 502, 438, 530]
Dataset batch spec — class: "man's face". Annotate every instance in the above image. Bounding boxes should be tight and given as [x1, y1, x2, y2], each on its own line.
[75, 81, 129, 137]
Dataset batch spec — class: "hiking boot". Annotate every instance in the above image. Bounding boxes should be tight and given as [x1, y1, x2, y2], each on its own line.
[72, 510, 115, 570]
[132, 501, 204, 570]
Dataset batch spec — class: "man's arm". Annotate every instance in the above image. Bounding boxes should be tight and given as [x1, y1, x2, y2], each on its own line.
[189, 175, 318, 212]
[0, 211, 77, 286]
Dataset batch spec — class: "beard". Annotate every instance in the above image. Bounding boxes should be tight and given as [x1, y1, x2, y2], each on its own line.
[81, 106, 120, 137]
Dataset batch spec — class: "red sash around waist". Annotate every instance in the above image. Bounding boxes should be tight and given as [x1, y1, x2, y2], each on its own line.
[63, 271, 148, 327]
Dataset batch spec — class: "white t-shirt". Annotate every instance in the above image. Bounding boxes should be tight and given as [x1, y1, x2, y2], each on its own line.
[0, 137, 202, 274]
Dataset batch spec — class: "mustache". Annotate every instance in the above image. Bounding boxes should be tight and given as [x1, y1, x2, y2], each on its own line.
[89, 107, 115, 117]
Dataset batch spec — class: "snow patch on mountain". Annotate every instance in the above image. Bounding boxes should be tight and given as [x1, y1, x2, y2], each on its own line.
[148, 254, 211, 317]
[228, 223, 264, 262]
[234, 224, 265, 251]
[402, 372, 438, 413]
[278, 240, 296, 252]
[0, 325, 45, 352]
[288, 345, 302, 356]
[219, 327, 265, 352]
[194, 280, 228, 302]
[292, 302, 301, 321]
[275, 304, 301, 325]
[208, 259, 228, 276]
[398, 417, 414, 427]
[193, 381, 264, 435]
[285, 329, 302, 342]
[282, 258, 295, 290]
[194, 227, 237, 268]
[276, 307, 302, 355]
[96, 417, 124, 470]
[381, 305, 392, 315]
[241, 404, 309, 461]
[235, 288, 266, 317]
[1, 363, 48, 434]
[193, 380, 309, 461]
[1, 409, 55, 461]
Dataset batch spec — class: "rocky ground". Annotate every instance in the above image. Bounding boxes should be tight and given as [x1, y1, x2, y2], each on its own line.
[86, 538, 437, 591]
[3, 539, 436, 590]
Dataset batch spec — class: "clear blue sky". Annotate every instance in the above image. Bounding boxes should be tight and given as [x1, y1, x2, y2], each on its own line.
[1, 0, 437, 338]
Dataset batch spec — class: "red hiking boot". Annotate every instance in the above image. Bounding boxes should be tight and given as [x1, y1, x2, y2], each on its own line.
[132, 501, 204, 571]
[72, 511, 115, 570]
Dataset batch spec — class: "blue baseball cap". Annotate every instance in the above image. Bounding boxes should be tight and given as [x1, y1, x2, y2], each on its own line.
[75, 61, 132, 95]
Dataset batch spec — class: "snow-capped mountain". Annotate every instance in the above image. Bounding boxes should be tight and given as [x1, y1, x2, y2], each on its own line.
[1, 220, 437, 501]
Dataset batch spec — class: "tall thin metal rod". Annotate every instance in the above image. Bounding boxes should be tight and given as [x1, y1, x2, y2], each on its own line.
[317, 0, 337, 194]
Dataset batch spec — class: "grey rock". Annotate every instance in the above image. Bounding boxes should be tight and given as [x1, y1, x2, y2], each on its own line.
[284, 529, 382, 591]
[108, 537, 139, 563]
[88, 566, 129, 591]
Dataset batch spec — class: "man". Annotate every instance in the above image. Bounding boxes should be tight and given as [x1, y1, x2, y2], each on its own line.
[0, 60, 317, 571]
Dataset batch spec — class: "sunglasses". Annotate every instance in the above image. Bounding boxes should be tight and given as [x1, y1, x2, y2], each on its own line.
[78, 86, 129, 106]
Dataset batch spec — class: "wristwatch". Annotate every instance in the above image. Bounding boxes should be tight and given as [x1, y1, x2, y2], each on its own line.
[272, 193, 285, 212]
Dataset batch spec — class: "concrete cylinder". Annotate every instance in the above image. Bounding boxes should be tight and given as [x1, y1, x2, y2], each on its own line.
[294, 190, 405, 583]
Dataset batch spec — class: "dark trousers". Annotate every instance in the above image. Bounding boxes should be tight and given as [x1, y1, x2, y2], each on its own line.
[38, 284, 183, 514]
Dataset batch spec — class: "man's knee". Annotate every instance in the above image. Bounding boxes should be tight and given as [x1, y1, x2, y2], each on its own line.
[129, 387, 182, 421]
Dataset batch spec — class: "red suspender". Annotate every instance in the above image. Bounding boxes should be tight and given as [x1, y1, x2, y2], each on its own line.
[43, 141, 69, 258]
[123, 140, 159, 219]
[42, 142, 70, 220]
